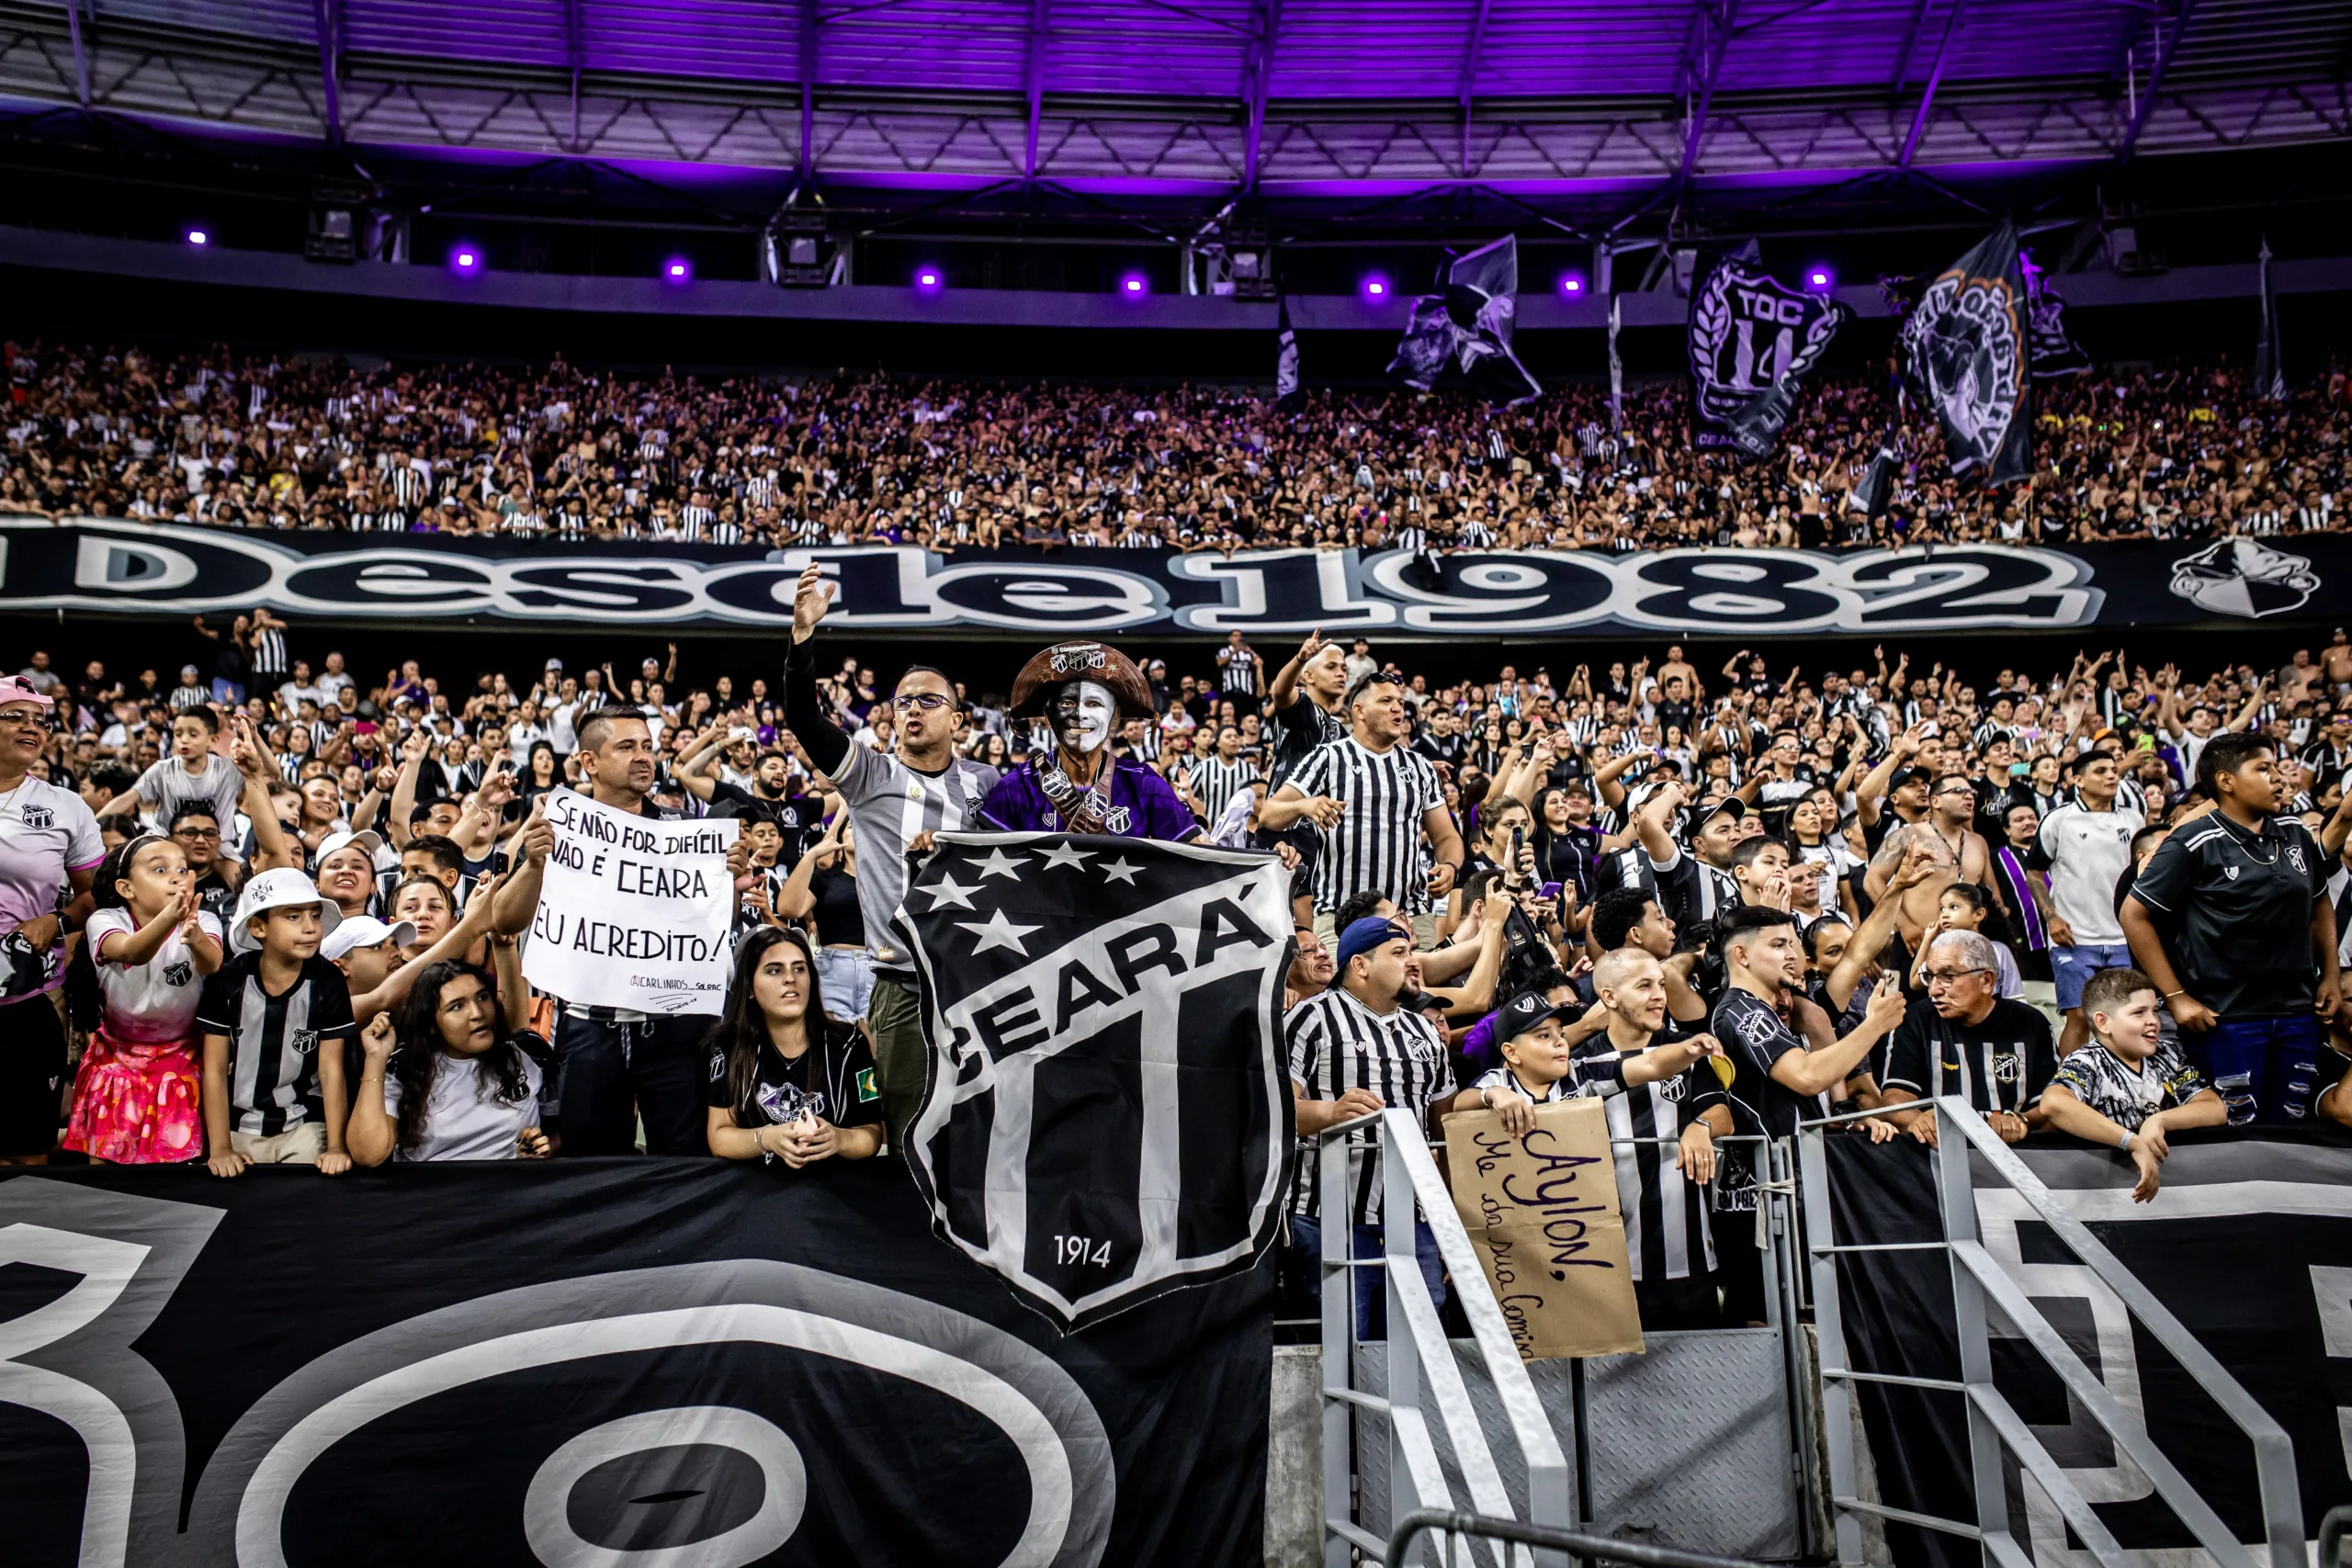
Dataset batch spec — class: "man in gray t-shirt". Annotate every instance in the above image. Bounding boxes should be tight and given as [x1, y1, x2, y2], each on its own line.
[782, 563, 998, 1144]
[103, 708, 247, 857]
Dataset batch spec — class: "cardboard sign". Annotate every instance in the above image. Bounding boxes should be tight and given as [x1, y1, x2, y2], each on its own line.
[520, 787, 739, 1016]
[1443, 1099, 1644, 1359]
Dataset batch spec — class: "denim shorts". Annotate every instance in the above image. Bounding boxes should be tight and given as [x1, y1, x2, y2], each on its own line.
[2049, 942, 2132, 1010]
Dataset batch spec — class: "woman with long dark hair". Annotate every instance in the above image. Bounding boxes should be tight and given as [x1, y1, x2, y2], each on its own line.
[346, 954, 551, 1164]
[705, 926, 884, 1168]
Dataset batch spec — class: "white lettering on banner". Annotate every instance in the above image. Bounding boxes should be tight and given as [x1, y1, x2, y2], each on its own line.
[522, 786, 738, 1016]
[1, 519, 2136, 635]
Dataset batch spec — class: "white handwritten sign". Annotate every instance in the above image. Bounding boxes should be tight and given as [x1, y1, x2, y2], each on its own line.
[521, 786, 739, 1016]
[1442, 1099, 1643, 1359]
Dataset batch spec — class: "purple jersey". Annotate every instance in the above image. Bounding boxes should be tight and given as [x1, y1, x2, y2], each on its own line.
[981, 758, 1200, 841]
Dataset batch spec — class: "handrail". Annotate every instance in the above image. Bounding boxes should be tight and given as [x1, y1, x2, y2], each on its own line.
[1931, 1095, 2299, 1568]
[1798, 1096, 2300, 1568]
[1385, 1507, 1770, 1568]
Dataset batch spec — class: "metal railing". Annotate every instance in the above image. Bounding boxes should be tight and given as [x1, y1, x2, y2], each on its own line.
[1385, 1508, 1771, 1568]
[1310, 1112, 1815, 1566]
[1800, 1095, 2301, 1568]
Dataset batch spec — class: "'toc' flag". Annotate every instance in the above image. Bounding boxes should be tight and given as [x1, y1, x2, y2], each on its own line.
[1389, 234, 1542, 404]
[1687, 254, 1852, 457]
[1900, 223, 2033, 486]
[894, 833, 1295, 1331]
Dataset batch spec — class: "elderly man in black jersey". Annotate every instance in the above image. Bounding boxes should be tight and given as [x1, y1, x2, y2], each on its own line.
[1877, 929, 2056, 1147]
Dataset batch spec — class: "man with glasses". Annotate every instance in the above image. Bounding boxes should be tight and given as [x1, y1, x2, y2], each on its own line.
[1865, 772, 1996, 953]
[782, 563, 1003, 1145]
[1878, 930, 2055, 1147]
[170, 807, 243, 923]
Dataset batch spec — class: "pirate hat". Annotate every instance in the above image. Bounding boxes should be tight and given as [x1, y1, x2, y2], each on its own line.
[1010, 640, 1155, 720]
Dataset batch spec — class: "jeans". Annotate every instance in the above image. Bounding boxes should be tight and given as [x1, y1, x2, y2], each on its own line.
[549, 1011, 710, 1156]
[813, 946, 876, 1026]
[2049, 942, 2133, 1011]
[2186, 1014, 2324, 1125]
[1288, 1213, 1446, 1340]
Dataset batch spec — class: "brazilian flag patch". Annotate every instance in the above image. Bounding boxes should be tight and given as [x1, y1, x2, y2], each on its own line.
[855, 1066, 880, 1103]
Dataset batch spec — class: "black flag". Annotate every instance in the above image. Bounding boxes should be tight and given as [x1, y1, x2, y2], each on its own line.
[1274, 296, 1303, 411]
[894, 833, 1294, 1331]
[2022, 252, 2090, 379]
[1388, 234, 1541, 404]
[1687, 254, 1852, 457]
[1900, 223, 2032, 486]
[2255, 236, 2286, 400]
[1849, 447, 1897, 518]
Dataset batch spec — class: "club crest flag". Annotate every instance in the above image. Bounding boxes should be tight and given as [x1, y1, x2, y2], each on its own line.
[1900, 223, 2032, 485]
[1687, 254, 1851, 457]
[895, 834, 1295, 1330]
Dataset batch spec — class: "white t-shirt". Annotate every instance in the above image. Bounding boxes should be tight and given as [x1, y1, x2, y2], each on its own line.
[87, 907, 222, 1042]
[0, 775, 105, 1004]
[380, 1047, 545, 1161]
[137, 753, 245, 835]
[2033, 800, 2143, 946]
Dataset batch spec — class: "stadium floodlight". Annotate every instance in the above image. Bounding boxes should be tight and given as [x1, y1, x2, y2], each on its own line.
[451, 246, 481, 274]
[1804, 265, 1835, 294]
[1360, 273, 1390, 301]
[1118, 272, 1148, 297]
[663, 258, 692, 282]
[186, 228, 210, 247]
[914, 265, 944, 294]
[1556, 271, 1586, 297]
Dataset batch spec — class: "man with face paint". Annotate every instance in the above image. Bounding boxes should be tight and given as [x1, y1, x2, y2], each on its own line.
[980, 641, 1202, 842]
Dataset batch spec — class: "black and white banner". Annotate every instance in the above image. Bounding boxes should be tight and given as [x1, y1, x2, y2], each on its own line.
[895, 833, 1293, 1331]
[1687, 254, 1852, 457]
[2022, 254, 2091, 380]
[1388, 234, 1542, 405]
[6, 518, 2348, 637]
[1901, 223, 2034, 486]
[0, 1158, 1272, 1568]
[1825, 1131, 2352, 1568]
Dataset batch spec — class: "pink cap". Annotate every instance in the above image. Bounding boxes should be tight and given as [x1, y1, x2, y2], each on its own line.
[0, 676, 54, 710]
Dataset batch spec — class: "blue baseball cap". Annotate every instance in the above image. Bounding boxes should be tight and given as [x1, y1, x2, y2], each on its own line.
[1334, 917, 1410, 970]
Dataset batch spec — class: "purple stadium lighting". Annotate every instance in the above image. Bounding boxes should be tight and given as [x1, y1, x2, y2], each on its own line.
[1556, 271, 1586, 298]
[1360, 272, 1390, 302]
[663, 257, 691, 282]
[1118, 272, 1148, 297]
[186, 227, 210, 247]
[451, 245, 481, 274]
[914, 265, 944, 294]
[1804, 265, 1835, 294]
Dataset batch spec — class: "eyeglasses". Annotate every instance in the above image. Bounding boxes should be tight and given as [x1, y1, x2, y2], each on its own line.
[1934, 786, 1974, 799]
[892, 693, 952, 712]
[172, 826, 221, 839]
[0, 710, 47, 728]
[1924, 967, 1989, 985]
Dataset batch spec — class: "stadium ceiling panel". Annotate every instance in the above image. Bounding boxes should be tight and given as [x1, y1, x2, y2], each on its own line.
[0, 0, 2345, 195]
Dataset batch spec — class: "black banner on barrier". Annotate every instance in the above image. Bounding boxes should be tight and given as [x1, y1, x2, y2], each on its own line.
[0, 1159, 1272, 1568]
[3, 517, 2345, 637]
[1825, 1132, 2352, 1568]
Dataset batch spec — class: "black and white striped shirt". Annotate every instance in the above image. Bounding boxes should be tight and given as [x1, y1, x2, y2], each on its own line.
[195, 952, 357, 1137]
[1287, 987, 1449, 1224]
[248, 623, 288, 678]
[1188, 753, 1258, 824]
[1288, 739, 1445, 913]
[1216, 643, 1259, 697]
[1566, 1034, 1723, 1283]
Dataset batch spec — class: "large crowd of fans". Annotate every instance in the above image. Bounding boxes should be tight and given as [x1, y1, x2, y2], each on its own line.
[6, 341, 2352, 548]
[3, 598, 2347, 1331]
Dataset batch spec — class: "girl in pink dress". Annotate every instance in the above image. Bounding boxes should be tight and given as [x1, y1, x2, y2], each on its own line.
[63, 834, 222, 1163]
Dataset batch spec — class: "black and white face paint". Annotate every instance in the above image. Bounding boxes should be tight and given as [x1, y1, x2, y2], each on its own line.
[1047, 680, 1117, 756]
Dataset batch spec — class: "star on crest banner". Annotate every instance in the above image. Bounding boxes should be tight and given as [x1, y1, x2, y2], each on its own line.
[893, 833, 1295, 1331]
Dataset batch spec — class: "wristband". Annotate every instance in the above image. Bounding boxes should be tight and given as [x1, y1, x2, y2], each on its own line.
[2116, 1130, 2133, 1151]
[2161, 988, 2184, 998]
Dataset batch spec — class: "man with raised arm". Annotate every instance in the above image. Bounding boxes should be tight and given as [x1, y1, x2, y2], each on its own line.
[777, 561, 1002, 1145]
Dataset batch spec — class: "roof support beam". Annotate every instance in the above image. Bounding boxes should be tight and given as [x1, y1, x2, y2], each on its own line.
[2118, 0, 2197, 163]
[64, 0, 90, 107]
[1674, 0, 1741, 186]
[1022, 0, 1049, 177]
[1887, 0, 1930, 89]
[313, 0, 342, 142]
[796, 0, 820, 186]
[1455, 0, 1491, 178]
[1896, 0, 1964, 168]
[564, 0, 583, 152]
[1241, 0, 1279, 190]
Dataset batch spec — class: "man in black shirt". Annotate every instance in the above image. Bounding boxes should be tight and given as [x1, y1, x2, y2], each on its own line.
[1877, 930, 2056, 1146]
[1261, 631, 1349, 920]
[2122, 733, 2341, 1123]
[1712, 905, 1907, 1144]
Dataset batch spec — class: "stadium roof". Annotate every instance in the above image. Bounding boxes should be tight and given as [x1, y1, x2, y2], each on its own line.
[1, 0, 2346, 200]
